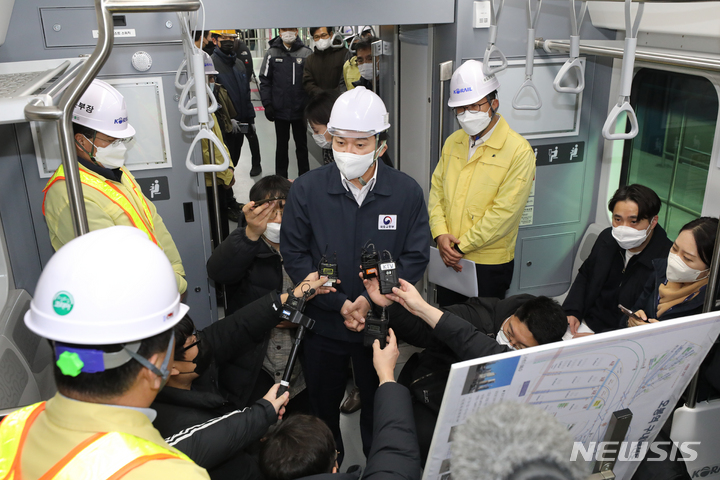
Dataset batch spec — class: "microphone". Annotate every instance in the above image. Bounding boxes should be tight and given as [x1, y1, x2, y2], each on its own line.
[450, 402, 590, 480]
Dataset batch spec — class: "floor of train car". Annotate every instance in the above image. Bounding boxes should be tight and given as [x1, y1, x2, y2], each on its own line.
[226, 84, 423, 472]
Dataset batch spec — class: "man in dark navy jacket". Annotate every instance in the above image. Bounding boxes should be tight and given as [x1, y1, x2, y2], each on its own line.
[281, 87, 430, 461]
[211, 30, 262, 176]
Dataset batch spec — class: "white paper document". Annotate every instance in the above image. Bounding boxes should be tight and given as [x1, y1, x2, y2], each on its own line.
[428, 246, 478, 298]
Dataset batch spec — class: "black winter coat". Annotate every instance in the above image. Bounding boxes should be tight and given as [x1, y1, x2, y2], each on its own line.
[212, 48, 256, 121]
[259, 36, 312, 121]
[297, 383, 421, 480]
[302, 45, 348, 97]
[151, 292, 286, 478]
[563, 226, 672, 333]
[630, 257, 706, 324]
[390, 295, 530, 410]
[206, 220, 283, 408]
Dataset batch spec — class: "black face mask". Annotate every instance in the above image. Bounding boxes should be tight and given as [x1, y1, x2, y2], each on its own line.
[203, 43, 215, 56]
[183, 335, 213, 377]
[219, 40, 234, 55]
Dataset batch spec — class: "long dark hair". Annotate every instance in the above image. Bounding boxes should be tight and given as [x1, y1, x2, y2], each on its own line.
[679, 217, 719, 267]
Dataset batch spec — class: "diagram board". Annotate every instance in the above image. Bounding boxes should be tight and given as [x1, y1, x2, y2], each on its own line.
[424, 311, 720, 480]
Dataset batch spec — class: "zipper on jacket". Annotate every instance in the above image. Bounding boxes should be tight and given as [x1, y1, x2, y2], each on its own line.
[293, 61, 295, 86]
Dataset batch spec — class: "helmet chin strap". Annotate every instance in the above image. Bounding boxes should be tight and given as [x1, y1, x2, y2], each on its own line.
[357, 136, 386, 186]
[75, 132, 100, 165]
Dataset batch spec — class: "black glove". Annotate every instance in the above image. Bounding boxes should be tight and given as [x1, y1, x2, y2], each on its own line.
[264, 105, 275, 122]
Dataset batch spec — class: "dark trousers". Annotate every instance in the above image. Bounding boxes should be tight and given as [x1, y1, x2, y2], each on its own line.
[274, 118, 309, 178]
[300, 331, 378, 462]
[436, 259, 514, 307]
[206, 185, 229, 249]
[224, 119, 261, 168]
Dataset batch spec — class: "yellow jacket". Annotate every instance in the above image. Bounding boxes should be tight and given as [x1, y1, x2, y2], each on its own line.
[428, 115, 535, 264]
[13, 393, 209, 480]
[43, 163, 187, 294]
[342, 57, 361, 91]
[202, 113, 235, 188]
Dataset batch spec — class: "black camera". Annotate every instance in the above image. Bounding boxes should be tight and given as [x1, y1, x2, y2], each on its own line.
[364, 307, 388, 348]
[378, 251, 400, 295]
[318, 251, 339, 287]
[279, 293, 301, 321]
[361, 240, 380, 279]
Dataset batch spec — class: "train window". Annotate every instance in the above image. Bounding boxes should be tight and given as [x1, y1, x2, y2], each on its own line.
[621, 69, 718, 237]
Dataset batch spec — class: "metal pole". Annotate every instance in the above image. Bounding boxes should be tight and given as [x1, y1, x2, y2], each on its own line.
[685, 218, 720, 408]
[208, 145, 227, 310]
[372, 40, 382, 94]
[25, 0, 200, 238]
[536, 38, 720, 73]
[437, 61, 454, 161]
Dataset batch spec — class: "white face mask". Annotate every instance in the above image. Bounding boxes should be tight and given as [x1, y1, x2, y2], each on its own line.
[612, 224, 651, 250]
[313, 132, 332, 149]
[315, 37, 331, 51]
[280, 32, 297, 44]
[457, 110, 492, 136]
[666, 252, 708, 283]
[264, 222, 281, 244]
[86, 136, 128, 169]
[333, 141, 385, 181]
[311, 126, 332, 148]
[495, 318, 516, 350]
[358, 63, 374, 81]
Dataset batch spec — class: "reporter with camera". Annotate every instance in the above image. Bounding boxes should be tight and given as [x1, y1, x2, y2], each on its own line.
[152, 272, 333, 480]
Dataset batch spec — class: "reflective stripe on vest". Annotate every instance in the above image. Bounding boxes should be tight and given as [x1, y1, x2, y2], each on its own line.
[0, 402, 46, 480]
[0, 401, 192, 480]
[42, 165, 158, 246]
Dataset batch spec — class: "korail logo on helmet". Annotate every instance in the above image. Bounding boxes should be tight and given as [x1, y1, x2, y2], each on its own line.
[52, 291, 74, 316]
[453, 87, 473, 94]
[114, 116, 129, 125]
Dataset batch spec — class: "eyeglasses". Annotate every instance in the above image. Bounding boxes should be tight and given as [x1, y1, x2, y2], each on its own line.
[312, 32, 330, 41]
[182, 334, 200, 352]
[89, 135, 134, 148]
[453, 100, 489, 116]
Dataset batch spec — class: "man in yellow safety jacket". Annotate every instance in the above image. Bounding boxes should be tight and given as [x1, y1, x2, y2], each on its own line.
[429, 60, 535, 306]
[0, 226, 210, 480]
[42, 79, 187, 294]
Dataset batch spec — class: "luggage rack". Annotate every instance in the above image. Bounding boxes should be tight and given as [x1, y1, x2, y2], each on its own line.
[23, 0, 201, 239]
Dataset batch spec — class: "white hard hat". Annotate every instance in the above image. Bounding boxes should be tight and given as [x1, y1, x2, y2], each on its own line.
[202, 50, 218, 75]
[72, 79, 136, 139]
[327, 86, 390, 138]
[25, 226, 188, 345]
[448, 60, 501, 108]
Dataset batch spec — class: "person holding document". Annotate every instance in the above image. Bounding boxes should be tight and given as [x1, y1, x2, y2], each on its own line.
[428, 60, 535, 306]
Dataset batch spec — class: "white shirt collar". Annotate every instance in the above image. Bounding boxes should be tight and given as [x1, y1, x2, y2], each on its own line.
[340, 161, 379, 206]
[467, 120, 499, 161]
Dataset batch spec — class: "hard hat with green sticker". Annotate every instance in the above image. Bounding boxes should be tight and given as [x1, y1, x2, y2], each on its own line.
[57, 351, 84, 377]
[52, 291, 74, 315]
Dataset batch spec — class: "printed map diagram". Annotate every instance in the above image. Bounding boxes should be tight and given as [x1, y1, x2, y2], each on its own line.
[424, 311, 720, 480]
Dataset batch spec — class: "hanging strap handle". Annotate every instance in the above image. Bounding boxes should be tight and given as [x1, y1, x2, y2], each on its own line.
[602, 0, 644, 140]
[553, 0, 587, 94]
[482, 0, 508, 76]
[513, 0, 543, 110]
[185, 126, 230, 173]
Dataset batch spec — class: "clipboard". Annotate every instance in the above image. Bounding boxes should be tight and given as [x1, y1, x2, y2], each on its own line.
[428, 246, 479, 298]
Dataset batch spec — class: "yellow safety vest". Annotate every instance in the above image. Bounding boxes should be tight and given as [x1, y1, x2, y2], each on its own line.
[0, 402, 192, 480]
[42, 165, 158, 246]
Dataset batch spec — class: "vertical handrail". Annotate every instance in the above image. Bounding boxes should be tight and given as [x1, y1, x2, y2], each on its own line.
[372, 40, 382, 94]
[437, 61, 454, 162]
[685, 218, 720, 408]
[24, 0, 201, 239]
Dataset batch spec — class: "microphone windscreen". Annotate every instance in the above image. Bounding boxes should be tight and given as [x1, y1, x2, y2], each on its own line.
[450, 402, 590, 480]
